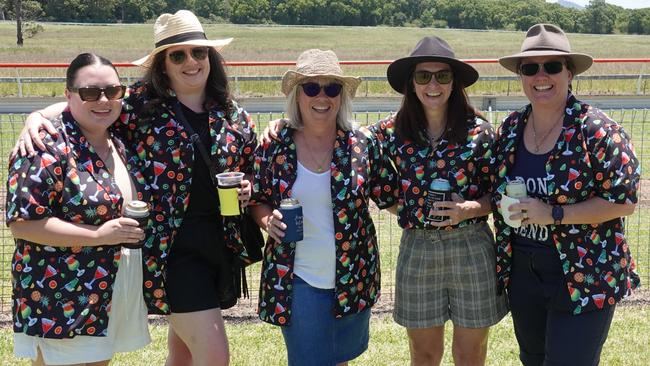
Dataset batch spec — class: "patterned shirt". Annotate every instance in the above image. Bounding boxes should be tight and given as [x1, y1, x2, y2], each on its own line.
[251, 126, 398, 326]
[491, 93, 641, 315]
[6, 112, 149, 338]
[370, 115, 496, 229]
[117, 82, 257, 315]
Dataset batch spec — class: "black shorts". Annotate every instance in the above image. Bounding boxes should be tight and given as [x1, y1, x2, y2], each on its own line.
[165, 217, 237, 313]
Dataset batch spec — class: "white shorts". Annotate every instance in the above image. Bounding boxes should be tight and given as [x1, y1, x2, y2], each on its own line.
[14, 248, 151, 364]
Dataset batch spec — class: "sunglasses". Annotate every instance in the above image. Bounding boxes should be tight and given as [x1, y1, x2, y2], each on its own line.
[519, 61, 565, 76]
[413, 70, 454, 85]
[300, 82, 343, 98]
[167, 47, 209, 65]
[68, 85, 126, 102]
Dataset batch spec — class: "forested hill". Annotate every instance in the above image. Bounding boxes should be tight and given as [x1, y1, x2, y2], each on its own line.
[3, 0, 650, 34]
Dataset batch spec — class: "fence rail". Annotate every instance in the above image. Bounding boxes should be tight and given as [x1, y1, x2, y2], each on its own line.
[0, 109, 648, 314]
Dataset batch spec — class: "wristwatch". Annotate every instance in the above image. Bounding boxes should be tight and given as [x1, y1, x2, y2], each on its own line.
[552, 205, 564, 225]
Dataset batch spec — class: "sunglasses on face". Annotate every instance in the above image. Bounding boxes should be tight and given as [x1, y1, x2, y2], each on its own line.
[413, 70, 454, 85]
[300, 82, 343, 98]
[167, 47, 209, 65]
[519, 61, 565, 76]
[68, 85, 126, 102]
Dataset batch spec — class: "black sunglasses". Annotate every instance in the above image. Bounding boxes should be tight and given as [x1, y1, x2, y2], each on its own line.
[167, 47, 209, 65]
[519, 61, 565, 76]
[300, 82, 343, 98]
[68, 85, 126, 102]
[413, 70, 454, 85]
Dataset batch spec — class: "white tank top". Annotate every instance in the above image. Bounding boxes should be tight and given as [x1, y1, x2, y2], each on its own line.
[291, 162, 336, 289]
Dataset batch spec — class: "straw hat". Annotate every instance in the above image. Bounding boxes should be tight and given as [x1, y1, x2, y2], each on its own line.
[281, 49, 362, 97]
[499, 23, 593, 75]
[387, 36, 479, 93]
[132, 10, 233, 68]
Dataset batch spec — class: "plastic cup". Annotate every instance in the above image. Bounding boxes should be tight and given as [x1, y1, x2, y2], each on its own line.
[216, 172, 244, 216]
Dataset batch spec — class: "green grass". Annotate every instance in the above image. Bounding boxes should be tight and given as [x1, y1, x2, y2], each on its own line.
[1, 307, 649, 365]
[1, 23, 650, 97]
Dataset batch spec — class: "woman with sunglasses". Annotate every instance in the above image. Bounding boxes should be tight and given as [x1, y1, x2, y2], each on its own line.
[249, 49, 398, 365]
[369, 36, 508, 366]
[7, 53, 150, 365]
[14, 10, 257, 366]
[493, 24, 640, 365]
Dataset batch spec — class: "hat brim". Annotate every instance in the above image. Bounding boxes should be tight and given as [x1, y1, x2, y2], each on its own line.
[281, 71, 362, 98]
[132, 38, 233, 68]
[499, 50, 593, 75]
[387, 55, 479, 94]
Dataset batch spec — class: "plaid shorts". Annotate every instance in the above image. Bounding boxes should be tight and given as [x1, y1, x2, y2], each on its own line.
[393, 222, 508, 329]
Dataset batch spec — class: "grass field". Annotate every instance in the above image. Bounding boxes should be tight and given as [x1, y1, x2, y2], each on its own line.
[1, 23, 649, 97]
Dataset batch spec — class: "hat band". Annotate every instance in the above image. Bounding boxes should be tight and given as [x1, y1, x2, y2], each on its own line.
[155, 31, 207, 48]
[525, 47, 570, 53]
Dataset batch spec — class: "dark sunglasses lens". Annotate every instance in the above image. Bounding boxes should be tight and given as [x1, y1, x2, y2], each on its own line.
[324, 83, 342, 97]
[104, 86, 126, 100]
[168, 51, 186, 64]
[191, 47, 208, 60]
[544, 61, 564, 74]
[520, 63, 540, 76]
[77, 87, 102, 102]
[413, 71, 432, 85]
[434, 70, 453, 84]
[301, 83, 321, 97]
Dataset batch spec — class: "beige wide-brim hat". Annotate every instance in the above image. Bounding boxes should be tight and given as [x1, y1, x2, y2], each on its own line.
[132, 10, 233, 68]
[281, 49, 362, 97]
[499, 23, 593, 75]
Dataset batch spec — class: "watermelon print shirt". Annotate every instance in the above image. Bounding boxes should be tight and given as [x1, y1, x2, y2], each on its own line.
[6, 112, 149, 339]
[491, 93, 641, 315]
[370, 115, 496, 229]
[119, 82, 257, 315]
[251, 126, 398, 326]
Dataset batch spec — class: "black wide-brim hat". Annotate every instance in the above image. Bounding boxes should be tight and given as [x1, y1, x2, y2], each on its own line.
[387, 36, 479, 94]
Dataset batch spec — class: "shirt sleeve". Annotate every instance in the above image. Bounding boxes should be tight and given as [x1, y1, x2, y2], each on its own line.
[585, 112, 640, 204]
[250, 141, 274, 206]
[474, 119, 497, 194]
[362, 127, 398, 209]
[6, 142, 65, 225]
[233, 105, 258, 175]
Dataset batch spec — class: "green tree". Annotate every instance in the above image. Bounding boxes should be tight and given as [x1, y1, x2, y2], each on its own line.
[230, 0, 270, 24]
[580, 0, 619, 34]
[116, 0, 168, 23]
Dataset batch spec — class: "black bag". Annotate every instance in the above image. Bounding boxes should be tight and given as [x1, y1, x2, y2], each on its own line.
[172, 103, 264, 297]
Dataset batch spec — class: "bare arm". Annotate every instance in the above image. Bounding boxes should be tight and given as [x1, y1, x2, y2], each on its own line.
[12, 102, 67, 158]
[250, 204, 285, 242]
[512, 196, 636, 226]
[9, 217, 144, 247]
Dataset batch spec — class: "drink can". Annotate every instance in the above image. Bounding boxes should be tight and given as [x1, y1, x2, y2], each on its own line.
[122, 200, 149, 249]
[279, 198, 303, 243]
[425, 179, 451, 223]
[506, 178, 527, 199]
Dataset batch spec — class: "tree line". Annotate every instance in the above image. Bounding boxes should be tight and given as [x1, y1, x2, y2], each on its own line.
[3, 0, 650, 35]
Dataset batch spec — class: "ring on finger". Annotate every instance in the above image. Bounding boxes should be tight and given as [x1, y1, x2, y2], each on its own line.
[522, 211, 528, 220]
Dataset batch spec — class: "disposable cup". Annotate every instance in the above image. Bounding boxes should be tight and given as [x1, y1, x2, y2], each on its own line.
[216, 172, 244, 216]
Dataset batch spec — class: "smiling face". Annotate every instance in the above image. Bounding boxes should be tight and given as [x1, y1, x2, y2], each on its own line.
[164, 45, 210, 95]
[297, 76, 341, 127]
[65, 64, 122, 136]
[412, 62, 453, 114]
[519, 56, 573, 109]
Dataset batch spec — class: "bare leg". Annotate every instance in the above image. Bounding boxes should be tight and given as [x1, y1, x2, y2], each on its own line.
[165, 326, 193, 366]
[451, 325, 489, 366]
[33, 347, 111, 366]
[406, 326, 445, 366]
[168, 308, 229, 366]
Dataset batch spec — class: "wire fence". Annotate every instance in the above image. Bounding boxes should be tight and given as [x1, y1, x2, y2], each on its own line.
[0, 109, 648, 315]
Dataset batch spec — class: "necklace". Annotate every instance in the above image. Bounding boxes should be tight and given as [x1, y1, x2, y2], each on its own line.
[299, 134, 332, 173]
[530, 113, 563, 153]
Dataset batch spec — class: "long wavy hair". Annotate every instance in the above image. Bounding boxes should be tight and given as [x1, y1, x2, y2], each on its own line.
[394, 66, 484, 146]
[140, 47, 233, 121]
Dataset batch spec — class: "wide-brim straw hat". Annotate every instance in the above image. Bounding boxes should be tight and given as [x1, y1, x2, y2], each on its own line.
[499, 23, 593, 75]
[387, 36, 479, 94]
[281, 49, 362, 97]
[132, 10, 233, 68]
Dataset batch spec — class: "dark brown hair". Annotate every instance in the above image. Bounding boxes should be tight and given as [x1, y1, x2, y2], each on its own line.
[140, 47, 233, 120]
[66, 53, 118, 89]
[394, 69, 483, 146]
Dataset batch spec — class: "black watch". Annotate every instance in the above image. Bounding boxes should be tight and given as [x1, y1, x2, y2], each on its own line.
[552, 205, 564, 225]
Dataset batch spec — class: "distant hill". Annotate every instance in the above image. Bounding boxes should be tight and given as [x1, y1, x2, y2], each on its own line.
[557, 0, 584, 9]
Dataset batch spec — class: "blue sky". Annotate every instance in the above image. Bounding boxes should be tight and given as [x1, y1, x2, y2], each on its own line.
[548, 0, 650, 8]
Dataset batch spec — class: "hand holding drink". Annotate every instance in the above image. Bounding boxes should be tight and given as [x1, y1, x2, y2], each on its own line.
[121, 200, 149, 249]
[502, 178, 527, 228]
[216, 172, 245, 216]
